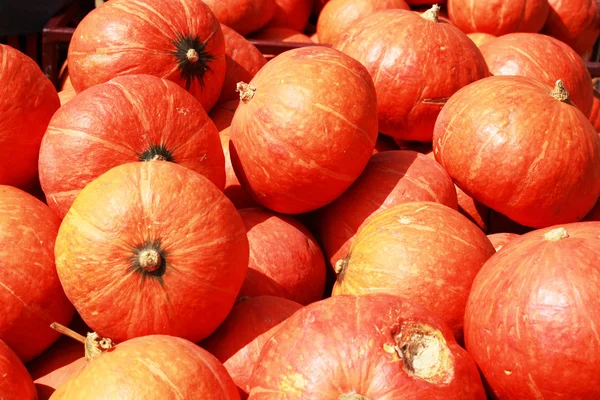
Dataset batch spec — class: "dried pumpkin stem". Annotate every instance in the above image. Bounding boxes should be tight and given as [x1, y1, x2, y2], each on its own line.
[421, 4, 440, 22]
[186, 48, 199, 63]
[85, 332, 114, 361]
[543, 227, 569, 241]
[139, 248, 162, 272]
[237, 82, 256, 104]
[50, 322, 86, 344]
[550, 80, 571, 103]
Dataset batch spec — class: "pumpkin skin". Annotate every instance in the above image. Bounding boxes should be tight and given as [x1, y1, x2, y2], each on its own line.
[252, 27, 313, 43]
[39, 74, 225, 220]
[487, 232, 520, 252]
[434, 76, 600, 228]
[480, 33, 594, 116]
[202, 296, 302, 399]
[68, 0, 226, 112]
[334, 8, 489, 142]
[316, 151, 458, 268]
[230, 46, 378, 214]
[248, 294, 486, 399]
[316, 0, 410, 45]
[467, 32, 496, 48]
[237, 208, 326, 305]
[0, 339, 37, 399]
[204, 0, 276, 36]
[0, 186, 74, 362]
[447, 0, 549, 35]
[54, 162, 249, 343]
[0, 44, 60, 190]
[543, 0, 600, 57]
[465, 223, 600, 399]
[50, 335, 240, 399]
[590, 78, 600, 131]
[220, 127, 259, 209]
[333, 202, 495, 341]
[219, 25, 267, 104]
[267, 0, 312, 31]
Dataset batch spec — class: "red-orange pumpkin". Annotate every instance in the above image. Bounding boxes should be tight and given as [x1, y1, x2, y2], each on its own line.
[0, 186, 74, 362]
[590, 78, 600, 131]
[202, 296, 302, 399]
[54, 162, 249, 343]
[316, 151, 458, 268]
[467, 32, 496, 48]
[204, 0, 276, 35]
[543, 0, 600, 57]
[39, 74, 225, 220]
[267, 0, 313, 31]
[316, 0, 410, 45]
[252, 27, 314, 43]
[448, 0, 549, 35]
[487, 232, 520, 252]
[219, 25, 267, 104]
[465, 223, 600, 399]
[220, 128, 259, 209]
[334, 7, 489, 142]
[51, 335, 239, 399]
[434, 76, 600, 228]
[211, 99, 239, 132]
[68, 0, 226, 112]
[237, 208, 326, 305]
[0, 339, 37, 399]
[248, 294, 486, 399]
[480, 33, 594, 116]
[332, 202, 495, 341]
[0, 44, 60, 190]
[230, 46, 378, 214]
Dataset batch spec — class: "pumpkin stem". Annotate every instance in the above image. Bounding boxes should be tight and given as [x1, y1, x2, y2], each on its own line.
[421, 4, 440, 22]
[186, 48, 199, 63]
[139, 248, 162, 272]
[550, 80, 571, 103]
[334, 254, 351, 276]
[172, 32, 216, 90]
[84, 332, 114, 361]
[50, 322, 86, 344]
[237, 82, 256, 104]
[543, 227, 569, 241]
[138, 144, 174, 162]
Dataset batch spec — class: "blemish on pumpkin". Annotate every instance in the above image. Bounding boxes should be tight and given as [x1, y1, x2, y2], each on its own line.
[504, 370, 512, 375]
[543, 228, 569, 241]
[398, 217, 412, 225]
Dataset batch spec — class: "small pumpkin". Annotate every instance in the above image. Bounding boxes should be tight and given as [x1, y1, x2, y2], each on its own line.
[0, 339, 37, 399]
[203, 0, 276, 35]
[543, 0, 600, 56]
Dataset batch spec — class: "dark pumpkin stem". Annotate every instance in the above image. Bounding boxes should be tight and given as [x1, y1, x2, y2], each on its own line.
[138, 144, 174, 162]
[172, 27, 217, 90]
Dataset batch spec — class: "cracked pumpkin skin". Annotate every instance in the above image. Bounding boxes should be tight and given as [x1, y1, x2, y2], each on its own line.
[247, 294, 486, 399]
[54, 161, 249, 344]
[333, 7, 489, 142]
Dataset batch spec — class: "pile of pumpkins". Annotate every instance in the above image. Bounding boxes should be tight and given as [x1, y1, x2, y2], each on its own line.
[1, 0, 600, 398]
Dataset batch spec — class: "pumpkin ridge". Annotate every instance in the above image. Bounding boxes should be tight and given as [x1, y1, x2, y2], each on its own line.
[172, 33, 216, 90]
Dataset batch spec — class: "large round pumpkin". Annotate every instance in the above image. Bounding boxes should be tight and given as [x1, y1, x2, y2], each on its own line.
[68, 0, 225, 112]
[237, 208, 326, 305]
[543, 0, 600, 57]
[0, 186, 74, 362]
[55, 161, 249, 343]
[590, 78, 600, 131]
[248, 294, 486, 399]
[0, 44, 60, 190]
[332, 202, 495, 341]
[447, 0, 549, 35]
[230, 46, 378, 214]
[219, 25, 267, 104]
[39, 74, 225, 220]
[480, 33, 594, 116]
[465, 222, 600, 399]
[220, 128, 259, 209]
[434, 76, 600, 228]
[487, 232, 520, 252]
[267, 0, 312, 31]
[334, 6, 489, 142]
[316, 150, 458, 268]
[50, 335, 239, 399]
[316, 0, 410, 45]
[204, 0, 276, 35]
[202, 296, 302, 399]
[0, 339, 37, 399]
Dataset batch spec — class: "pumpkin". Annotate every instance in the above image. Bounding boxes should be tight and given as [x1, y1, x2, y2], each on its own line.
[487, 232, 520, 252]
[237, 208, 326, 305]
[211, 99, 239, 132]
[447, 0, 549, 35]
[219, 25, 267, 104]
[0, 44, 60, 190]
[480, 33, 594, 116]
[68, 0, 226, 112]
[584, 199, 600, 221]
[267, 0, 313, 32]
[230, 46, 378, 214]
[316, 151, 458, 268]
[0, 339, 37, 399]
[54, 161, 249, 343]
[310, 32, 319, 43]
[203, 0, 276, 36]
[334, 6, 489, 142]
[543, 0, 600, 57]
[333, 201, 495, 341]
[590, 78, 600, 131]
[248, 294, 486, 399]
[51, 335, 239, 399]
[220, 128, 259, 209]
[465, 223, 600, 399]
[467, 32, 496, 47]
[202, 296, 302, 399]
[316, 0, 410, 45]
[57, 87, 76, 106]
[372, 133, 399, 153]
[39, 74, 225, 220]
[0, 186, 74, 362]
[434, 76, 600, 228]
[252, 27, 314, 43]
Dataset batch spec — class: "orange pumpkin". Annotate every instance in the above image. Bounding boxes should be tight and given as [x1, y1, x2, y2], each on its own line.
[54, 161, 249, 343]
[0, 339, 37, 399]
[0, 44, 60, 190]
[487, 232, 520, 252]
[267, 0, 313, 31]
[543, 0, 600, 57]
[39, 74, 225, 220]
[68, 0, 226, 112]
[204, 0, 276, 35]
[220, 127, 259, 209]
[57, 87, 76, 106]
[467, 32, 497, 47]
